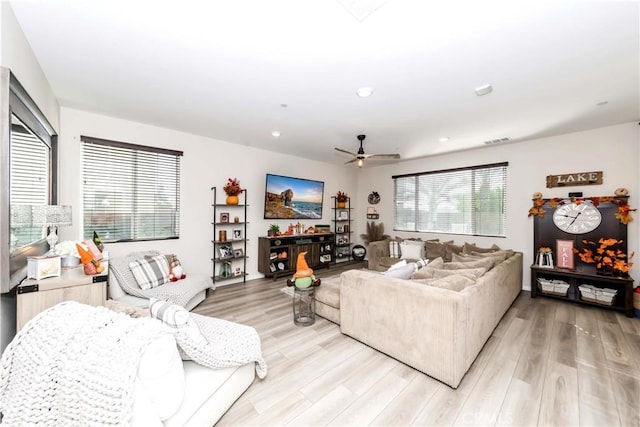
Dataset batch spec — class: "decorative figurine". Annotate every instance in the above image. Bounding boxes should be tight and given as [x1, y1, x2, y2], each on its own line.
[287, 251, 320, 289]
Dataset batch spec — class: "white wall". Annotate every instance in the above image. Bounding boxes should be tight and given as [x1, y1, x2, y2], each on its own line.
[355, 122, 640, 290]
[58, 107, 358, 283]
[0, 3, 60, 352]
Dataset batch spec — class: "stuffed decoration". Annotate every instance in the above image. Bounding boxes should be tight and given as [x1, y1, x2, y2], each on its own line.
[286, 251, 320, 289]
[76, 243, 105, 275]
[166, 254, 186, 281]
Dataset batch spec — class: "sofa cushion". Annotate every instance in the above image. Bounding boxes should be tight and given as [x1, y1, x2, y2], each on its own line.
[443, 258, 495, 271]
[315, 276, 341, 308]
[412, 266, 487, 280]
[470, 250, 512, 260]
[425, 241, 447, 260]
[413, 275, 475, 292]
[388, 239, 402, 258]
[129, 255, 171, 289]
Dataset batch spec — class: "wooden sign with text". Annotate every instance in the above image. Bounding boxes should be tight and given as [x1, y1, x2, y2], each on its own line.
[546, 171, 602, 188]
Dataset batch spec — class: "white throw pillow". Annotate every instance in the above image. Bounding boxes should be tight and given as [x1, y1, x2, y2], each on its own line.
[136, 334, 185, 421]
[400, 242, 423, 260]
[387, 259, 407, 271]
[384, 263, 416, 279]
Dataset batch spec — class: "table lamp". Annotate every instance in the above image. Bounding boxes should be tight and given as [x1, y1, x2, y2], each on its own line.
[32, 205, 72, 253]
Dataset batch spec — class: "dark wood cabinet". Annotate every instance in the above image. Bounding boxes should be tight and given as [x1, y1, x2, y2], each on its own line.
[531, 197, 634, 316]
[258, 234, 334, 280]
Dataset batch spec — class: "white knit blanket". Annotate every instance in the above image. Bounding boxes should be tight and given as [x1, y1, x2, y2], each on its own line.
[110, 250, 214, 307]
[0, 302, 170, 426]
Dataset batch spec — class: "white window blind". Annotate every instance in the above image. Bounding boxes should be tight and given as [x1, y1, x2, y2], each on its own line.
[81, 136, 183, 243]
[10, 121, 50, 246]
[394, 162, 507, 237]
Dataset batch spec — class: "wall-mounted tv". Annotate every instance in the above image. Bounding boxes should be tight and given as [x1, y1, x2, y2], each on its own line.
[264, 173, 324, 219]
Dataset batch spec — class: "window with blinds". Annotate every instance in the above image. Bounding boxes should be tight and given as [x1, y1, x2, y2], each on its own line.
[10, 120, 50, 247]
[81, 136, 183, 243]
[394, 162, 507, 237]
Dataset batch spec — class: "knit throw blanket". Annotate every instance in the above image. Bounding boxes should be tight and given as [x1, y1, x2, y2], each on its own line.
[110, 250, 214, 307]
[0, 302, 170, 426]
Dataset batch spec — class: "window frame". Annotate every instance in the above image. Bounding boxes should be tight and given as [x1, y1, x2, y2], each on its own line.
[80, 135, 183, 243]
[393, 162, 508, 237]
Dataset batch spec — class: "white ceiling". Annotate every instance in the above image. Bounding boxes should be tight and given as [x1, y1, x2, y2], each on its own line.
[10, 0, 640, 166]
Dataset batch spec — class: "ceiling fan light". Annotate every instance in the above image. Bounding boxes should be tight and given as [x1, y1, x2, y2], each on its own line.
[357, 158, 364, 167]
[356, 87, 373, 97]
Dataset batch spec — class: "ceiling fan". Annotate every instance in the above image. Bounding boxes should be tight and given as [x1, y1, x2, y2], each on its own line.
[334, 135, 400, 168]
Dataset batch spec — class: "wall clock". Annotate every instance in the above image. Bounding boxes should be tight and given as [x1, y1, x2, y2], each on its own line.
[552, 202, 602, 234]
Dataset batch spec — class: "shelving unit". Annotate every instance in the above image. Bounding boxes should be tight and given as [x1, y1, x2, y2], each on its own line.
[211, 187, 248, 285]
[531, 196, 634, 317]
[332, 196, 353, 263]
[258, 234, 334, 280]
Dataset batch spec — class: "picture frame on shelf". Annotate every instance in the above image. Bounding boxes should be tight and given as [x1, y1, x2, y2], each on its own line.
[233, 267, 243, 277]
[338, 210, 348, 220]
[336, 225, 344, 233]
[218, 244, 233, 259]
[233, 229, 242, 239]
[556, 239, 575, 269]
[233, 248, 244, 258]
[220, 212, 229, 223]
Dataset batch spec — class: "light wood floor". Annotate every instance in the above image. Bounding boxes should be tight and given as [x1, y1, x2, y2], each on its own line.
[193, 262, 640, 426]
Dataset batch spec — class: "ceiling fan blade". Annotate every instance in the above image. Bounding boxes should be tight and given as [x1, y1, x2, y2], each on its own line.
[334, 147, 356, 156]
[344, 158, 357, 165]
[366, 153, 401, 160]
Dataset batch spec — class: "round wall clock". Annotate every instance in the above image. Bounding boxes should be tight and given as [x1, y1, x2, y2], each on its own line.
[552, 202, 602, 234]
[368, 191, 380, 204]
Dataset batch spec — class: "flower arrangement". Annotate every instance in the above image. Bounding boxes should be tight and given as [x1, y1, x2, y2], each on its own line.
[336, 191, 348, 202]
[223, 178, 243, 196]
[575, 238, 634, 275]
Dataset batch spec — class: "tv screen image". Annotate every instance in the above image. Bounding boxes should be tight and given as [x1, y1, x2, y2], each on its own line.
[264, 173, 324, 219]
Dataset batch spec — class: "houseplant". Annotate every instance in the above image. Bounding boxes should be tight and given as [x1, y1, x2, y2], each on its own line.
[223, 178, 243, 205]
[268, 223, 280, 237]
[336, 191, 348, 208]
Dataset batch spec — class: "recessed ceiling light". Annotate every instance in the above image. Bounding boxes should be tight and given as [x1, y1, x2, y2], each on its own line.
[475, 84, 493, 96]
[596, 101, 608, 106]
[272, 131, 281, 137]
[357, 87, 373, 97]
[439, 137, 449, 142]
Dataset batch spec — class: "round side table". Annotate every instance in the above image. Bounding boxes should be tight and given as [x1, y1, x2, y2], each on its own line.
[293, 287, 315, 326]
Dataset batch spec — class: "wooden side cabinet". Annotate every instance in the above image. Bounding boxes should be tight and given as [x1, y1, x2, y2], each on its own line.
[531, 265, 634, 317]
[258, 234, 334, 280]
[17, 266, 107, 330]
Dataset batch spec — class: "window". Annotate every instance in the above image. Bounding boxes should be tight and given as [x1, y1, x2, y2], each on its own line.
[394, 162, 507, 237]
[81, 136, 183, 243]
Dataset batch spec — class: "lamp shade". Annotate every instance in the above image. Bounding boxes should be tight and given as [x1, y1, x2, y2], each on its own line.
[32, 205, 73, 227]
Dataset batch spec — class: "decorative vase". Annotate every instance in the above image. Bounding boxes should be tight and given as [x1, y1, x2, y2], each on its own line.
[226, 195, 239, 205]
[337, 201, 346, 209]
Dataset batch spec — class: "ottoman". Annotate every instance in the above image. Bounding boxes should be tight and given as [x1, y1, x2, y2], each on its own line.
[314, 275, 341, 324]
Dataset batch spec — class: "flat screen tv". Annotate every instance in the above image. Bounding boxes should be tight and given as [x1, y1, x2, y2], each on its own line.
[264, 173, 324, 219]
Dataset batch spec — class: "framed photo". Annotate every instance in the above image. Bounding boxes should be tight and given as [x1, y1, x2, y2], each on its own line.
[367, 207, 377, 214]
[556, 239, 575, 269]
[336, 225, 344, 233]
[218, 244, 233, 259]
[338, 210, 348, 220]
[232, 229, 242, 240]
[233, 267, 243, 277]
[233, 248, 244, 258]
[220, 212, 229, 223]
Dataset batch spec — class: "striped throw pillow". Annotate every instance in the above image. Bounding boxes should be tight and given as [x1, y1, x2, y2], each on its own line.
[149, 298, 208, 349]
[129, 255, 170, 290]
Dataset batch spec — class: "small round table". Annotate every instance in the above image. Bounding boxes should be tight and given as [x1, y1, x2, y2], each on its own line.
[293, 287, 315, 326]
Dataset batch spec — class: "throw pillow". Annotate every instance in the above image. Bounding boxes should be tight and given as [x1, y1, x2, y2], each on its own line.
[149, 298, 208, 349]
[400, 241, 422, 260]
[425, 241, 446, 260]
[129, 255, 171, 290]
[443, 258, 495, 271]
[384, 263, 416, 279]
[462, 242, 501, 255]
[388, 239, 401, 258]
[470, 250, 512, 261]
[451, 252, 482, 262]
[443, 242, 464, 262]
[387, 259, 407, 270]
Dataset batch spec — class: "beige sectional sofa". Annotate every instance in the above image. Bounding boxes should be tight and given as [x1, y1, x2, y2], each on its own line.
[329, 248, 522, 388]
